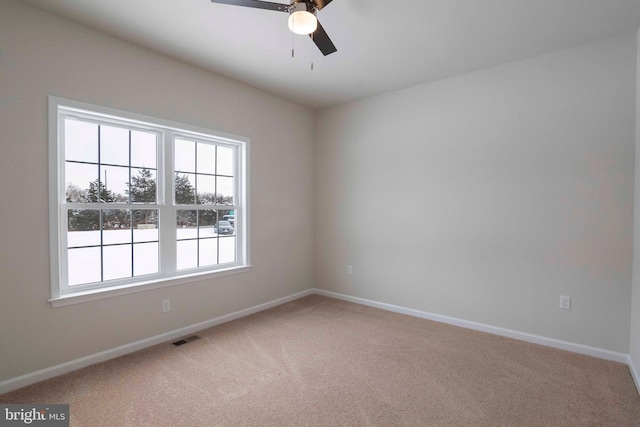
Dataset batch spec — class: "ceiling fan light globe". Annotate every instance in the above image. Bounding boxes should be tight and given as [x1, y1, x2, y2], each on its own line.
[288, 10, 317, 35]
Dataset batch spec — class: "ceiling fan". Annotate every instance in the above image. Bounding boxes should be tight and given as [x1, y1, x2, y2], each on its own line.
[210, 0, 337, 56]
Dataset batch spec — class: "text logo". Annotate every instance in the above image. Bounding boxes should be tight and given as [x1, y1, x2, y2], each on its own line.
[0, 405, 69, 427]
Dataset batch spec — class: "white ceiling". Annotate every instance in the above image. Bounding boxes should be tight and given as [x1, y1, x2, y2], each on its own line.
[19, 0, 640, 109]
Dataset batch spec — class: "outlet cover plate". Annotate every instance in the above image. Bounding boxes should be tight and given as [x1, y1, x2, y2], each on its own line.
[559, 295, 571, 310]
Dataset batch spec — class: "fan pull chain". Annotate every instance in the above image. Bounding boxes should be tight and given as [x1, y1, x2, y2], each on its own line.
[310, 32, 314, 71]
[291, 15, 295, 58]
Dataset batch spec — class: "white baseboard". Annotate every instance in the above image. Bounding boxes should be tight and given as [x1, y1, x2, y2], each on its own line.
[1, 287, 636, 396]
[0, 289, 314, 395]
[628, 355, 640, 396]
[313, 289, 630, 364]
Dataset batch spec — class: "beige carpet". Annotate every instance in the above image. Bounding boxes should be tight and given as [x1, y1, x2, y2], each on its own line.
[1, 295, 639, 426]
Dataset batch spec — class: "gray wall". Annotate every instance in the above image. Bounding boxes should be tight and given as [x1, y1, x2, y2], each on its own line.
[631, 27, 640, 379]
[0, 0, 314, 381]
[315, 35, 636, 353]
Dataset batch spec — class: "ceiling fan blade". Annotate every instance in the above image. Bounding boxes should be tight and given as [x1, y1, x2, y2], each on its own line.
[313, 0, 333, 11]
[210, 0, 288, 12]
[310, 20, 337, 56]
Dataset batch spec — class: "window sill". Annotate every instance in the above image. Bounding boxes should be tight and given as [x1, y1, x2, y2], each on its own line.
[49, 265, 251, 307]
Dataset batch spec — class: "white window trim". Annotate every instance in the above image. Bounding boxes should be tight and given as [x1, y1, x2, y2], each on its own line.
[48, 96, 250, 307]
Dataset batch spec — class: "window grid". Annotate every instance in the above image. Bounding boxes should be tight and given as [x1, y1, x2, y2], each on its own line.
[51, 97, 248, 301]
[174, 138, 238, 271]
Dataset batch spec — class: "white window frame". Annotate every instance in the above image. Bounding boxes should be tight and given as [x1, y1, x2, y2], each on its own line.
[49, 96, 250, 307]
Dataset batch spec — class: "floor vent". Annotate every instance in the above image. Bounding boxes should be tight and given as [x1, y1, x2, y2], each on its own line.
[172, 335, 201, 346]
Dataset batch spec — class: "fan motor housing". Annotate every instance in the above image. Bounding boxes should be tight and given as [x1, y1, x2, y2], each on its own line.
[290, 0, 316, 14]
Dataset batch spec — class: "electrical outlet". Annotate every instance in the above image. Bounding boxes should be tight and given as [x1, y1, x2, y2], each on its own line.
[162, 299, 171, 313]
[559, 295, 571, 310]
[347, 265, 353, 275]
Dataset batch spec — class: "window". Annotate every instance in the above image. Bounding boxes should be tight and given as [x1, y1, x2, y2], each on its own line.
[49, 97, 249, 305]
